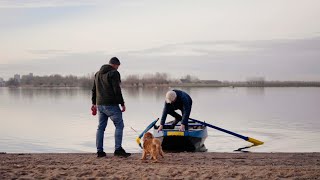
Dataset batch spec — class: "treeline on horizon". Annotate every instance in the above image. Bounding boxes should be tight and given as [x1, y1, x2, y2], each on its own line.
[5, 74, 93, 88]
[2, 73, 320, 88]
[3, 73, 199, 88]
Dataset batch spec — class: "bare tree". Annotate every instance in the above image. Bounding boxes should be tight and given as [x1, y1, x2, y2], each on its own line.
[124, 75, 140, 86]
[180, 74, 199, 83]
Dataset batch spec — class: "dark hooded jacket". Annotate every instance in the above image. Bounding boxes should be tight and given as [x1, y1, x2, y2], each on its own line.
[91, 64, 124, 106]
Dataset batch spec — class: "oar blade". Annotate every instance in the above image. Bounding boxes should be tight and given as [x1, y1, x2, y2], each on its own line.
[248, 137, 264, 146]
[136, 137, 142, 148]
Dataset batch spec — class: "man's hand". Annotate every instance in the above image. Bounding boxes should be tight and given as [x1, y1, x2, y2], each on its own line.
[91, 105, 97, 116]
[179, 124, 185, 131]
[157, 125, 163, 132]
[121, 105, 126, 112]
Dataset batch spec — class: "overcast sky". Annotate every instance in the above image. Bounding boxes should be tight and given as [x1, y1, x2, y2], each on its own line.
[1, 0, 320, 81]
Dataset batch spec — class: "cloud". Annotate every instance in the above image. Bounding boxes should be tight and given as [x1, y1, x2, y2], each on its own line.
[126, 41, 257, 58]
[0, 0, 99, 8]
[1, 37, 320, 81]
[126, 37, 320, 58]
[24, 49, 77, 60]
[120, 37, 320, 80]
[28, 49, 71, 55]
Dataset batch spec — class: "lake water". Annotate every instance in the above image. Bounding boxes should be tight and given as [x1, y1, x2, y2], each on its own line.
[0, 87, 319, 153]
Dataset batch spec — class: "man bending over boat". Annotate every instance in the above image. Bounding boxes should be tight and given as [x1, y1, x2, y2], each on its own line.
[157, 90, 193, 132]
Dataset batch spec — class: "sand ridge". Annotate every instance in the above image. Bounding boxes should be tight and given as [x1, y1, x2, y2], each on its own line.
[1, 152, 320, 179]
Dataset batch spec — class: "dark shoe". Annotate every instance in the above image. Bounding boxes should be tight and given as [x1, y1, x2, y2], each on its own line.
[114, 147, 131, 158]
[97, 151, 106, 158]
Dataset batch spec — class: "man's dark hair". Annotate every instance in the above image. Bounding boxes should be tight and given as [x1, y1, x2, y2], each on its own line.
[109, 57, 120, 65]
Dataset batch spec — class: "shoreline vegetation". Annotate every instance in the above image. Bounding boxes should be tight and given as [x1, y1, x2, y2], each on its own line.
[1, 73, 320, 88]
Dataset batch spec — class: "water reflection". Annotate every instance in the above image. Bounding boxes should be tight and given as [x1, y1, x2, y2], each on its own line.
[245, 87, 265, 96]
[6, 87, 89, 100]
[0, 87, 320, 153]
[124, 87, 171, 101]
[125, 87, 140, 97]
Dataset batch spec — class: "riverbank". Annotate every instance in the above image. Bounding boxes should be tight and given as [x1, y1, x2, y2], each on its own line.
[2, 79, 320, 88]
[1, 152, 319, 179]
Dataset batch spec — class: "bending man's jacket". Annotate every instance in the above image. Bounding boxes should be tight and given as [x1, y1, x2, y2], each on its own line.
[160, 90, 192, 126]
[92, 64, 124, 106]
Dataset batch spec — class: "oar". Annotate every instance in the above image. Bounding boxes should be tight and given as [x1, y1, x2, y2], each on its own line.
[136, 118, 159, 149]
[189, 118, 264, 146]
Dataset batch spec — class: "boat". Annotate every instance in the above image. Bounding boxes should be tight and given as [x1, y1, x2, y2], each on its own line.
[153, 120, 208, 152]
[137, 118, 263, 152]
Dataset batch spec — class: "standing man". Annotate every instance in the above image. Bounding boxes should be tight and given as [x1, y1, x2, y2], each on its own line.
[157, 90, 193, 132]
[91, 57, 131, 158]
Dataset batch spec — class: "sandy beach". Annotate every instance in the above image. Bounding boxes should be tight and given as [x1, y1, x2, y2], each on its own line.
[1, 152, 319, 179]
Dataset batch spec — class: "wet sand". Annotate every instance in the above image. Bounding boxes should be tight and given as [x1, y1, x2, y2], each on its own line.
[1, 152, 320, 179]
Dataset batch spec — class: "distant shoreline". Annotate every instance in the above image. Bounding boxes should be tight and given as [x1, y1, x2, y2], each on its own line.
[2, 72, 319, 88]
[1, 82, 320, 88]
[122, 82, 320, 88]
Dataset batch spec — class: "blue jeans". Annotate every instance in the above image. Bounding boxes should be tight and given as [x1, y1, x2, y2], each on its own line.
[96, 105, 124, 152]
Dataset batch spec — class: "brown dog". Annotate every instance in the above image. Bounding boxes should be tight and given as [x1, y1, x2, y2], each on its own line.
[142, 132, 164, 162]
